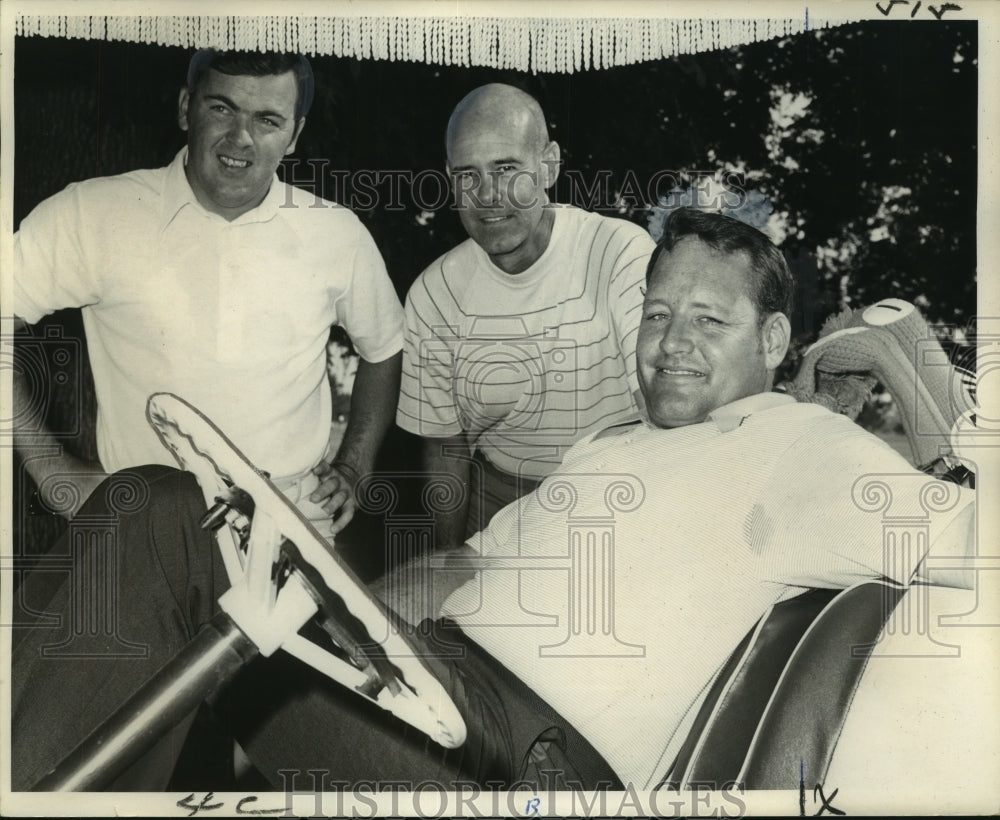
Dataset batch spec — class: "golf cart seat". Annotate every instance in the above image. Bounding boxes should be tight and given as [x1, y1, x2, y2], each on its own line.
[663, 578, 998, 811]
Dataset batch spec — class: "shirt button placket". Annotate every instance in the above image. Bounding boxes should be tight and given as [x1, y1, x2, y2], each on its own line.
[217, 224, 242, 360]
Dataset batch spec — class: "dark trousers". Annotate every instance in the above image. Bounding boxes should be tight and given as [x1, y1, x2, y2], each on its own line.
[11, 466, 618, 792]
[465, 452, 542, 539]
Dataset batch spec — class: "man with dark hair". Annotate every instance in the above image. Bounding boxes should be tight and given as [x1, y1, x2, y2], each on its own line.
[12, 48, 403, 538]
[646, 205, 795, 320]
[12, 209, 975, 793]
[185, 50, 315, 121]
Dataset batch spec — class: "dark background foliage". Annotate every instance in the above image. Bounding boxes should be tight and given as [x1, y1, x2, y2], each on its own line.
[11, 20, 977, 570]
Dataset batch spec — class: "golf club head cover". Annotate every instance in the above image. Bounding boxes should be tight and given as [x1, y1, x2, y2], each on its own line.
[779, 299, 970, 469]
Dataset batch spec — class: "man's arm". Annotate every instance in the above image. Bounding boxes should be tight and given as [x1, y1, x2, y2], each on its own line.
[310, 351, 402, 536]
[369, 543, 479, 627]
[421, 433, 474, 550]
[12, 317, 108, 519]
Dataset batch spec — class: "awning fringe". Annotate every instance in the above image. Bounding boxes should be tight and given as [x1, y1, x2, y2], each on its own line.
[14, 14, 851, 73]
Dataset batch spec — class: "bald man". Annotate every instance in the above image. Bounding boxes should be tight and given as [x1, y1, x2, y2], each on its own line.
[397, 84, 655, 546]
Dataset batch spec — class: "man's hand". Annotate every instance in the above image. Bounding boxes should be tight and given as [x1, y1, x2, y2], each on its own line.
[309, 459, 360, 536]
[312, 352, 401, 540]
[33, 459, 110, 520]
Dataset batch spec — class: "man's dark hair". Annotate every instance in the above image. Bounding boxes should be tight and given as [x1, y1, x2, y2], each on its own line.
[186, 49, 315, 120]
[645, 207, 795, 323]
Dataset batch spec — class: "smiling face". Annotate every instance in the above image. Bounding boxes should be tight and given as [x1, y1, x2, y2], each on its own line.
[637, 237, 790, 429]
[178, 68, 305, 220]
[446, 91, 560, 275]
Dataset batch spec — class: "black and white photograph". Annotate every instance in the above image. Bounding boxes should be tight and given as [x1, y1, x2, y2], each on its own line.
[1, 0, 997, 815]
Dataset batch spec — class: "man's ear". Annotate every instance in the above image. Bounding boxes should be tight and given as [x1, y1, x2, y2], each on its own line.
[762, 312, 792, 370]
[541, 140, 561, 189]
[178, 88, 191, 132]
[285, 117, 307, 155]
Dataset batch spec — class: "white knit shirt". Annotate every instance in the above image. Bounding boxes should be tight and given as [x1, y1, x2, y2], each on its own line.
[442, 393, 973, 786]
[15, 149, 403, 479]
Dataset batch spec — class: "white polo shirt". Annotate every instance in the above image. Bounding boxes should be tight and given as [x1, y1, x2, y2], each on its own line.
[15, 149, 403, 480]
[443, 393, 974, 786]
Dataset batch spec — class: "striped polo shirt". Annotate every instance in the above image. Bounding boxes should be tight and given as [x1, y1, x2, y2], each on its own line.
[397, 205, 655, 480]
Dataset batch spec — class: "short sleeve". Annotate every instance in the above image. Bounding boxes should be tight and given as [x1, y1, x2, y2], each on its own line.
[749, 415, 974, 588]
[605, 221, 655, 399]
[14, 183, 101, 324]
[333, 222, 403, 363]
[396, 269, 463, 438]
